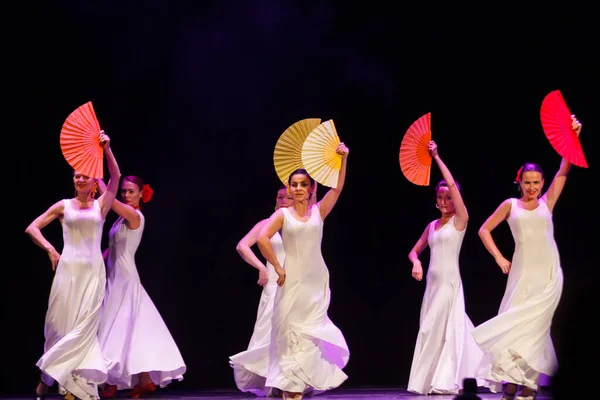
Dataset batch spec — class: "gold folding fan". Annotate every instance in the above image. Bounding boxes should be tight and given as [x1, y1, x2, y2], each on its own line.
[273, 118, 321, 184]
[301, 119, 342, 188]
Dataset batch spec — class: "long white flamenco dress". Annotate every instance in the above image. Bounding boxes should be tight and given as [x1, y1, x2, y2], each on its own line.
[472, 199, 563, 392]
[266, 205, 349, 394]
[407, 216, 484, 394]
[97, 211, 186, 389]
[229, 232, 286, 396]
[37, 199, 108, 400]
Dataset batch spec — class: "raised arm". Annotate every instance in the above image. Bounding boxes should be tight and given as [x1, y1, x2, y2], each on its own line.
[408, 223, 430, 281]
[97, 131, 121, 219]
[429, 141, 468, 230]
[236, 219, 270, 286]
[541, 115, 582, 213]
[257, 209, 285, 285]
[317, 142, 349, 220]
[25, 200, 65, 271]
[478, 199, 512, 274]
[97, 178, 141, 229]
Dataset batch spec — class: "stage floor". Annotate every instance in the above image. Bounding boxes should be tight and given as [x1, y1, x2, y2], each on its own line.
[0, 387, 553, 399]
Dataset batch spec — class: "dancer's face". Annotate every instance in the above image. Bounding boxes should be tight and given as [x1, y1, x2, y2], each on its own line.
[275, 188, 293, 209]
[120, 179, 142, 207]
[520, 171, 544, 200]
[289, 174, 313, 202]
[73, 171, 95, 194]
[436, 186, 455, 214]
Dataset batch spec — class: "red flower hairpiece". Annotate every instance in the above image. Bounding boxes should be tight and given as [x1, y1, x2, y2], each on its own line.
[141, 184, 154, 203]
[514, 166, 524, 184]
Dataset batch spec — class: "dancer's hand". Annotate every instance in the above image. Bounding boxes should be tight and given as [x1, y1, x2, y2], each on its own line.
[428, 140, 438, 157]
[48, 247, 61, 271]
[336, 142, 349, 158]
[99, 130, 111, 148]
[257, 266, 269, 287]
[412, 261, 423, 281]
[274, 264, 286, 286]
[495, 255, 511, 274]
[571, 115, 582, 136]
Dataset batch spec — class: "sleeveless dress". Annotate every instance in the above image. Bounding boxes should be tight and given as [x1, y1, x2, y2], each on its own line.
[472, 199, 563, 392]
[408, 216, 484, 394]
[229, 232, 286, 396]
[266, 205, 349, 394]
[37, 199, 108, 400]
[97, 211, 186, 389]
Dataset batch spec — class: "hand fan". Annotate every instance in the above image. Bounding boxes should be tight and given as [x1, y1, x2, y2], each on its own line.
[273, 118, 321, 185]
[399, 112, 432, 186]
[540, 90, 587, 168]
[60, 101, 104, 178]
[301, 119, 342, 188]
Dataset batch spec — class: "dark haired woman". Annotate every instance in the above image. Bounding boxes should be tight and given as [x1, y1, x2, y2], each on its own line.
[407, 140, 483, 395]
[472, 115, 582, 400]
[256, 143, 350, 400]
[96, 176, 186, 399]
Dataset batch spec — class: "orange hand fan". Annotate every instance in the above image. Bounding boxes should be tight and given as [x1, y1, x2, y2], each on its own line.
[273, 118, 322, 185]
[60, 101, 104, 178]
[301, 119, 342, 188]
[399, 112, 432, 186]
[540, 90, 587, 168]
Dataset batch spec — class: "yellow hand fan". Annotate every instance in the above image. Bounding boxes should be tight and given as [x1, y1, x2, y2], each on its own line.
[301, 119, 342, 188]
[273, 118, 321, 184]
[399, 112, 432, 186]
[60, 101, 104, 178]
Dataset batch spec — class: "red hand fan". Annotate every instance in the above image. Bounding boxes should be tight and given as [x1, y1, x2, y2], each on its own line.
[399, 112, 432, 186]
[60, 101, 104, 178]
[540, 90, 587, 168]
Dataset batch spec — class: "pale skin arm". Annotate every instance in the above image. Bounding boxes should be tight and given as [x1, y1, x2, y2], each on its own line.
[25, 200, 65, 271]
[96, 131, 122, 220]
[97, 179, 141, 229]
[541, 115, 582, 213]
[257, 209, 286, 286]
[429, 141, 468, 231]
[408, 224, 430, 281]
[478, 199, 512, 274]
[317, 143, 349, 220]
[236, 219, 270, 286]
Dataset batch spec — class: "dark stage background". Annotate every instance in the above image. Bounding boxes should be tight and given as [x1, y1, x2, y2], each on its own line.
[5, 0, 599, 395]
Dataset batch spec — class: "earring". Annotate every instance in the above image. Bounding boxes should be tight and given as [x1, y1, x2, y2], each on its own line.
[435, 204, 439, 209]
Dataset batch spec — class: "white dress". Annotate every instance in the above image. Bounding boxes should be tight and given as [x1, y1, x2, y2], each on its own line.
[266, 205, 349, 394]
[472, 199, 563, 392]
[408, 216, 484, 394]
[229, 232, 285, 396]
[97, 211, 186, 389]
[37, 199, 108, 400]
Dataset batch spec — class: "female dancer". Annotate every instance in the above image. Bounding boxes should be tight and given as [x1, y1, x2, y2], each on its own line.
[256, 143, 350, 400]
[27, 131, 120, 400]
[229, 185, 293, 397]
[471, 116, 582, 400]
[97, 176, 186, 399]
[407, 141, 483, 394]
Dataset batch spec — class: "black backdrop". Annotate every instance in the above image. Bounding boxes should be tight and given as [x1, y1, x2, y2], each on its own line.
[5, 0, 599, 395]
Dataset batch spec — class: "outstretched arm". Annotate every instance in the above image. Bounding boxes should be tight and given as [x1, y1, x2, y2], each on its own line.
[429, 141, 468, 231]
[541, 115, 582, 213]
[317, 142, 349, 220]
[97, 131, 122, 219]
